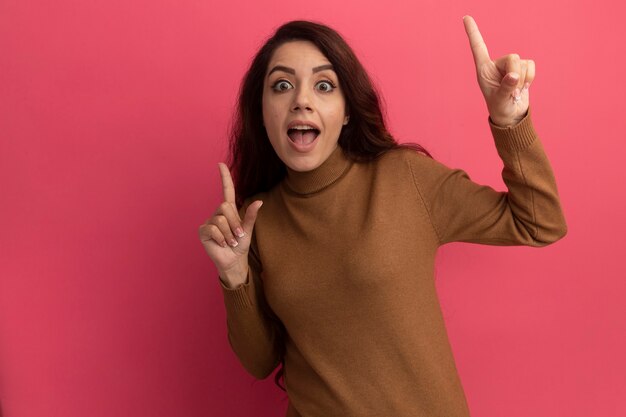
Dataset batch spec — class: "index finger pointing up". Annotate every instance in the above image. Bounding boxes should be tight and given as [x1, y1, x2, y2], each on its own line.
[463, 15, 491, 69]
[218, 163, 236, 204]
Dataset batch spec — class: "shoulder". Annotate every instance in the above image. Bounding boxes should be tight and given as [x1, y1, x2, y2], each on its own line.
[372, 146, 466, 194]
[377, 146, 433, 162]
[372, 146, 443, 174]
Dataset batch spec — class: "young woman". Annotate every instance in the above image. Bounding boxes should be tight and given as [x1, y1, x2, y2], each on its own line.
[199, 17, 567, 417]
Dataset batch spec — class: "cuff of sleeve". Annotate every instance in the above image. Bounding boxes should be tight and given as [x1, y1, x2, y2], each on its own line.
[219, 270, 254, 310]
[489, 106, 538, 152]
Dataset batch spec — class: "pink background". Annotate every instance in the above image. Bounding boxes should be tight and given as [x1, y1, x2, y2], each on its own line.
[1, 0, 624, 416]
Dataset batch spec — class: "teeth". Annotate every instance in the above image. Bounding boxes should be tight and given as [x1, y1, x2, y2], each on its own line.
[290, 125, 317, 130]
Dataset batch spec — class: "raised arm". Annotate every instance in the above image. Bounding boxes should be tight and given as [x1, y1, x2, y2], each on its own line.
[218, 227, 281, 379]
[198, 166, 279, 379]
[408, 107, 567, 246]
[403, 17, 567, 246]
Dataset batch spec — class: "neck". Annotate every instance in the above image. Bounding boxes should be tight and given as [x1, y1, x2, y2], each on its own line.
[284, 146, 352, 195]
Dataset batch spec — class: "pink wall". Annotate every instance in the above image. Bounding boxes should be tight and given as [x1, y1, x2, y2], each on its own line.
[1, 0, 624, 416]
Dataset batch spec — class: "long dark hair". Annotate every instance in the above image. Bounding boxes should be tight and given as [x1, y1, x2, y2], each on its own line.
[227, 20, 432, 392]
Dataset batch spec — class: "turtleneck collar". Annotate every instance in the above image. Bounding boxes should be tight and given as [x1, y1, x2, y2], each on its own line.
[283, 145, 353, 195]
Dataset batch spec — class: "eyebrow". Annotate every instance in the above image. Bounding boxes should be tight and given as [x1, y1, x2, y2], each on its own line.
[267, 64, 334, 77]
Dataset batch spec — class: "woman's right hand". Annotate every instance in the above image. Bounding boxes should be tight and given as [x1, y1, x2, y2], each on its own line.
[198, 163, 263, 286]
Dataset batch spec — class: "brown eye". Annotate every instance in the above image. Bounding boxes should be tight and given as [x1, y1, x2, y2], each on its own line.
[315, 80, 336, 92]
[272, 80, 293, 92]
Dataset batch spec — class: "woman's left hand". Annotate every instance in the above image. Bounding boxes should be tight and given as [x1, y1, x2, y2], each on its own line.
[462, 15, 533, 127]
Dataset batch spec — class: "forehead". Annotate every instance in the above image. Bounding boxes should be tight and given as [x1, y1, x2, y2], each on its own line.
[267, 40, 331, 69]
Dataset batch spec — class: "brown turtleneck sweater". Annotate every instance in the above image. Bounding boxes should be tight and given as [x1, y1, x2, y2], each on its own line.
[218, 108, 567, 417]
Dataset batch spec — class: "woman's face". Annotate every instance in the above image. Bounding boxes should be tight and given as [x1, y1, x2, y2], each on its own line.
[262, 40, 349, 172]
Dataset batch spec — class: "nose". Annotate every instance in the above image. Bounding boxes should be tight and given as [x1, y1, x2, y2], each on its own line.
[291, 86, 313, 112]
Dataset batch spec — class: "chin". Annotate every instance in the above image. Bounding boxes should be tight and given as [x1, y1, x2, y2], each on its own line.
[283, 154, 325, 172]
[271, 134, 339, 172]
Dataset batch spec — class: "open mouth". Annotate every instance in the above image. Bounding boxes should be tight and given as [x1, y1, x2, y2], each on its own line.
[287, 128, 320, 145]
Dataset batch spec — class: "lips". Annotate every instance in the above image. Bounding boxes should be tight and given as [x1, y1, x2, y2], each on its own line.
[287, 120, 320, 131]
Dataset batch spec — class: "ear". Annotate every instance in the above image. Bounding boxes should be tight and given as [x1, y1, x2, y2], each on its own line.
[343, 115, 350, 125]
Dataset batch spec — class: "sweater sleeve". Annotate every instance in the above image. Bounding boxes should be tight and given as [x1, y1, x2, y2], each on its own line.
[218, 205, 280, 380]
[408, 107, 568, 247]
